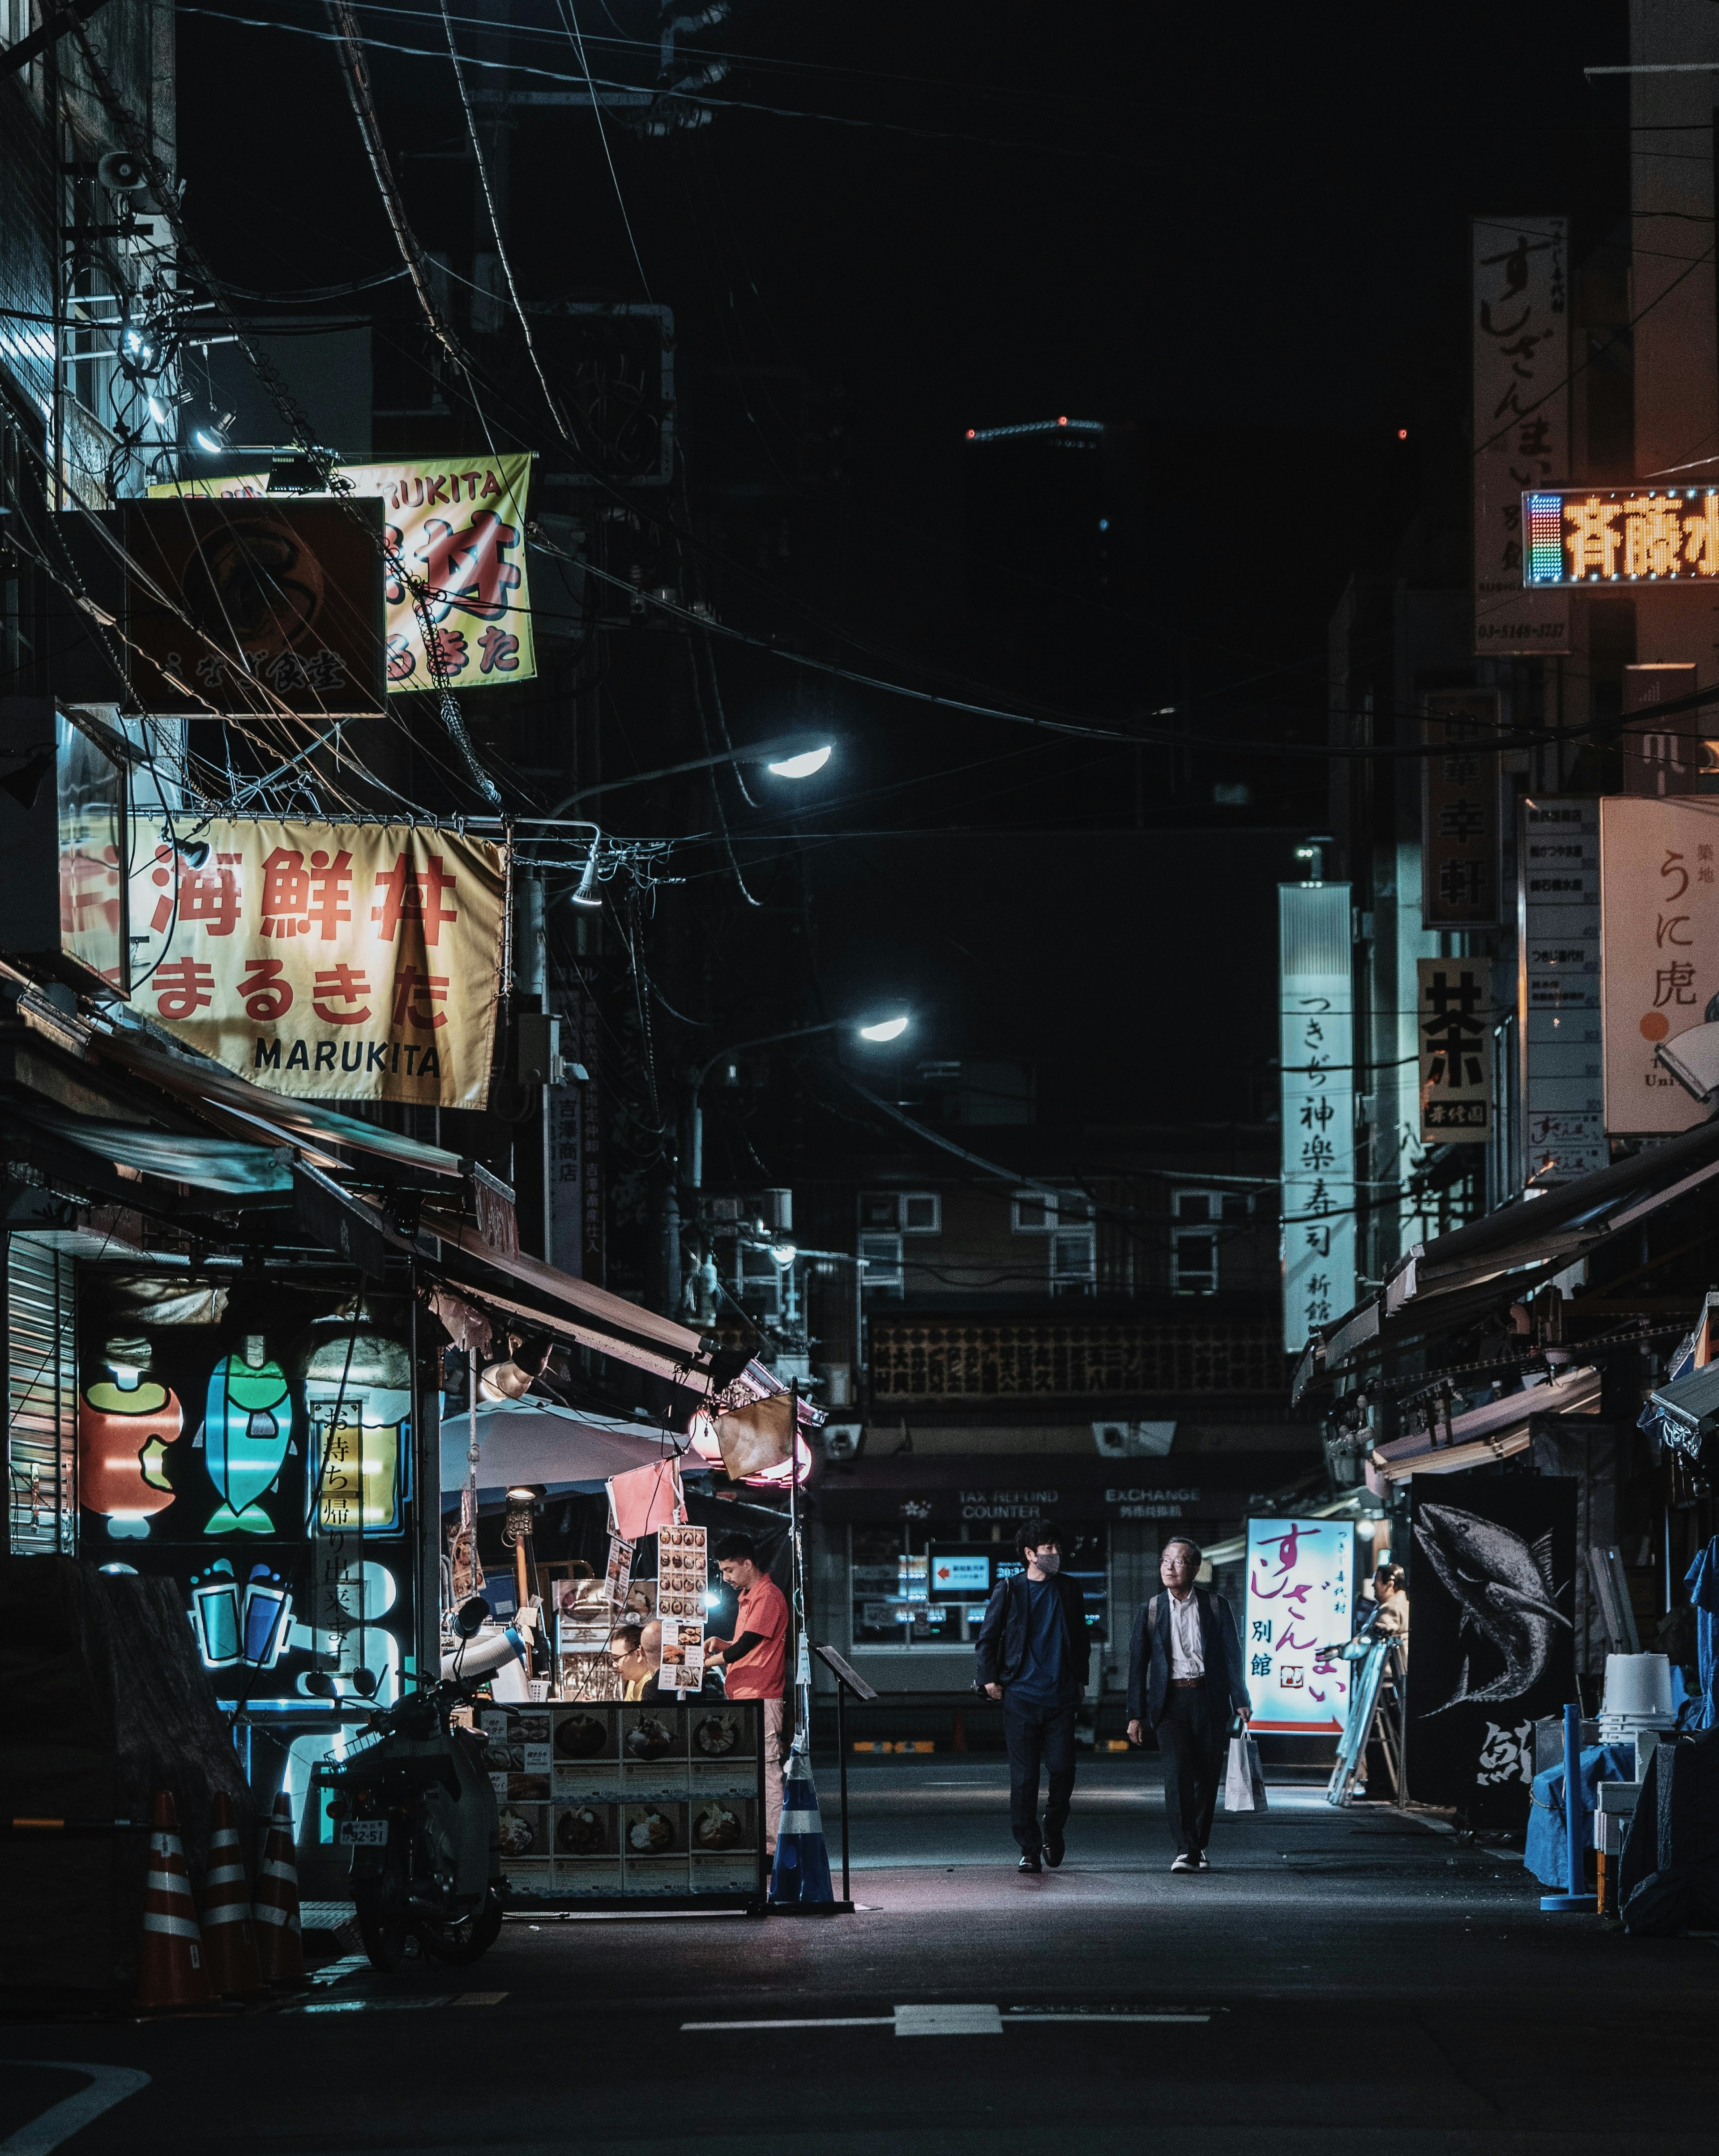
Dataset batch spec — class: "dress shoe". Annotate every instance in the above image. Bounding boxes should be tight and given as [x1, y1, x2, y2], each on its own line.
[1043, 1837, 1065, 1869]
[1018, 1852, 1043, 1874]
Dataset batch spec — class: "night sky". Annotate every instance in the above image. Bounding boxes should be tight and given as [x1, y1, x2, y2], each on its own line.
[174, 0, 1629, 1130]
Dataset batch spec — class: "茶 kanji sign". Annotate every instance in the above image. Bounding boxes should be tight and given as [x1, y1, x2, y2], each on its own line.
[1417, 956, 1494, 1146]
[132, 818, 506, 1107]
[148, 455, 536, 696]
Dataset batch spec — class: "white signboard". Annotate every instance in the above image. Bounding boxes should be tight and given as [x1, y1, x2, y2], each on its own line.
[1279, 884, 1356, 1350]
[1600, 796, 1719, 1133]
[1522, 799, 1606, 1181]
[1473, 214, 1569, 655]
[1244, 1517, 1354, 1737]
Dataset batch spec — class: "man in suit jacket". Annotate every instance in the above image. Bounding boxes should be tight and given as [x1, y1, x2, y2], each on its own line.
[975, 1517, 1092, 1873]
[1126, 1535, 1249, 1872]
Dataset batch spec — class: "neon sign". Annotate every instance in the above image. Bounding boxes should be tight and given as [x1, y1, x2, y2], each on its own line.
[1521, 487, 1719, 586]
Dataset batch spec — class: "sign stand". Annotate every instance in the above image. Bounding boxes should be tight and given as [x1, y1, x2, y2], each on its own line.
[812, 1644, 876, 1909]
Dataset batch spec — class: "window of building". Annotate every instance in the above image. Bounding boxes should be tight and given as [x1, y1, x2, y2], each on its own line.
[730, 1240, 782, 1317]
[858, 1230, 904, 1296]
[1170, 1189, 1249, 1295]
[859, 1191, 901, 1230]
[1011, 1187, 1091, 1232]
[901, 1192, 941, 1234]
[1049, 1227, 1097, 1295]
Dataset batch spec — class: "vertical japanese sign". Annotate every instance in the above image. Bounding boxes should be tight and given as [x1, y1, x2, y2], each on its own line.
[150, 455, 536, 695]
[1418, 957, 1494, 1144]
[1473, 215, 1569, 655]
[1279, 884, 1356, 1350]
[1244, 1519, 1352, 1736]
[133, 818, 506, 1107]
[1423, 689, 1501, 927]
[1522, 799, 1606, 1181]
[1600, 796, 1719, 1132]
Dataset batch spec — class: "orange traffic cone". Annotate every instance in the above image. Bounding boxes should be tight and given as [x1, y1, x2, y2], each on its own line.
[135, 1791, 213, 2010]
[201, 1792, 264, 1996]
[252, 1791, 304, 1985]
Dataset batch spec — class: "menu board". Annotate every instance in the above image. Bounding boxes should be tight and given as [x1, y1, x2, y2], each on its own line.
[656, 1524, 707, 1692]
[488, 1698, 765, 1906]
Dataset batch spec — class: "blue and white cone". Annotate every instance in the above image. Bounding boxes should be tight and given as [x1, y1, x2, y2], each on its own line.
[769, 1732, 834, 1904]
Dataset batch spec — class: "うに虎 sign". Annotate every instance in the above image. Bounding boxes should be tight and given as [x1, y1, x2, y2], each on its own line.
[132, 819, 506, 1107]
[149, 455, 536, 695]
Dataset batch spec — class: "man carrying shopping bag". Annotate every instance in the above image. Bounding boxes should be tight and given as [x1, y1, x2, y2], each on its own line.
[1126, 1536, 1250, 1872]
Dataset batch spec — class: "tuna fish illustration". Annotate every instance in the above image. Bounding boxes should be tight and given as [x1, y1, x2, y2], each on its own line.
[198, 1335, 294, 1535]
[1413, 1503, 1570, 1715]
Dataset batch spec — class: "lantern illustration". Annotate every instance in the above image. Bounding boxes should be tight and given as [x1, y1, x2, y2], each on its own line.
[200, 1335, 294, 1535]
[299, 1323, 411, 1535]
[79, 1334, 183, 1538]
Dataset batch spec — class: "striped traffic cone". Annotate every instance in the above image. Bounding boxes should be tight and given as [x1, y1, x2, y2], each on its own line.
[252, 1792, 304, 1985]
[135, 1791, 213, 2009]
[769, 1733, 834, 1905]
[201, 1792, 264, 1996]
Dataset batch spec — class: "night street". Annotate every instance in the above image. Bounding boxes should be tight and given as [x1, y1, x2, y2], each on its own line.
[7, 1764, 1719, 2155]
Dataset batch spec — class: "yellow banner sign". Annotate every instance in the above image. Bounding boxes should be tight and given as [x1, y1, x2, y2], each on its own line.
[148, 455, 536, 694]
[135, 819, 505, 1107]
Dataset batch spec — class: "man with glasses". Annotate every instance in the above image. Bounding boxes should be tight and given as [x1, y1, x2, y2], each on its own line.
[1126, 1536, 1249, 1872]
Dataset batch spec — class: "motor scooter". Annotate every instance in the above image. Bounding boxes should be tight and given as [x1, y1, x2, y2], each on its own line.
[327, 1597, 529, 1969]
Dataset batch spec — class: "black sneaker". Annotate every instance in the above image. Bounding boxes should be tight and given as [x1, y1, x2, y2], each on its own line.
[1018, 1852, 1043, 1874]
[1170, 1851, 1196, 1872]
[1044, 1838, 1065, 1869]
[1194, 1849, 1210, 1871]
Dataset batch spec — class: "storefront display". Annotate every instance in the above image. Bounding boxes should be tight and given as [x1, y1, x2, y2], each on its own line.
[657, 1524, 707, 1691]
[491, 1698, 766, 1908]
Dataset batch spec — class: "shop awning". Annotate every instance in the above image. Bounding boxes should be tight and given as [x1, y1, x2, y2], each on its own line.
[96, 1025, 464, 1181]
[1367, 1362, 1602, 1482]
[1648, 1360, 1719, 1450]
[10, 1101, 295, 1196]
[438, 1400, 713, 1507]
[1292, 1113, 1719, 1400]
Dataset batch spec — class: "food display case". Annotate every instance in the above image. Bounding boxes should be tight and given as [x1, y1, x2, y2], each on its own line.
[484, 1696, 767, 1912]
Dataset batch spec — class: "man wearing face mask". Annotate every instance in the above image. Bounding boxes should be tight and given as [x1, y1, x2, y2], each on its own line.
[975, 1518, 1092, 1874]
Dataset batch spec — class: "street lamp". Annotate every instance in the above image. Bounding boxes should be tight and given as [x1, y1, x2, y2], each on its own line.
[546, 736, 835, 820]
[687, 1012, 911, 1191]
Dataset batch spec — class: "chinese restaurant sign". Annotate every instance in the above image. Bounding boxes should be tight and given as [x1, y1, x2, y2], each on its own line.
[1599, 796, 1719, 1134]
[1521, 486, 1719, 589]
[149, 455, 535, 695]
[134, 819, 505, 1107]
[1417, 956, 1494, 1146]
[1423, 688, 1501, 927]
[1244, 1519, 1352, 1736]
[1473, 215, 1568, 655]
[1279, 883, 1356, 1350]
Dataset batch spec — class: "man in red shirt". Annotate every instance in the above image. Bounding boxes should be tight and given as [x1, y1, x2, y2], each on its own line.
[710, 1534, 789, 1854]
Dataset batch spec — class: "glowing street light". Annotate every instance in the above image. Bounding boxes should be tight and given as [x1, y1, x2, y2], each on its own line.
[858, 1015, 910, 1042]
[765, 745, 833, 780]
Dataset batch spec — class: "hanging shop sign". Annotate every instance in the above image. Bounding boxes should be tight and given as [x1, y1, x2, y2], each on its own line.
[1521, 799, 1606, 1182]
[1620, 663, 1713, 797]
[1599, 795, 1719, 1134]
[1522, 484, 1719, 590]
[1406, 1477, 1577, 1828]
[1417, 956, 1494, 1145]
[1242, 1518, 1353, 1736]
[102, 498, 386, 715]
[150, 456, 535, 695]
[1279, 883, 1356, 1351]
[1422, 689, 1501, 927]
[132, 817, 506, 1109]
[1473, 214, 1569, 653]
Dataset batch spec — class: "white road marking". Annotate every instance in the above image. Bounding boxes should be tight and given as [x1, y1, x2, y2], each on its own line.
[1006, 2012, 1209, 2024]
[0, 2064, 151, 2155]
[894, 2005, 1002, 2036]
[295, 1998, 454, 2014]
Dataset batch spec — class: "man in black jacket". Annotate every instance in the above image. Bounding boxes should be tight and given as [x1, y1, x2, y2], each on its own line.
[975, 1518, 1092, 1874]
[1126, 1536, 1249, 1872]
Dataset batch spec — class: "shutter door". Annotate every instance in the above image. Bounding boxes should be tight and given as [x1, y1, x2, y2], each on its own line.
[6, 1233, 77, 1555]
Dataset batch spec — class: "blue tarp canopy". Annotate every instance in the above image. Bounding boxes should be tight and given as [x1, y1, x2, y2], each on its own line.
[438, 1399, 711, 1510]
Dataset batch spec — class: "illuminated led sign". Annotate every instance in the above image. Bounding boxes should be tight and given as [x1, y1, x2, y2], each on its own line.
[1521, 487, 1719, 586]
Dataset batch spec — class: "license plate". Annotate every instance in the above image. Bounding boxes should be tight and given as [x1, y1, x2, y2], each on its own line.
[338, 1819, 389, 1846]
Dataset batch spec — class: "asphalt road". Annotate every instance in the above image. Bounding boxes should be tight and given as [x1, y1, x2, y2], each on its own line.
[5, 1759, 1718, 2156]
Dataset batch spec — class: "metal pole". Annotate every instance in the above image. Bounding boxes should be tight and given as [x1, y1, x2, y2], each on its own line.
[838, 1679, 850, 1904]
[1539, 1698, 1597, 1913]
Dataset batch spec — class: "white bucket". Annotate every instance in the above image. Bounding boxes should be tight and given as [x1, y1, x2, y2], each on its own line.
[1602, 1652, 1674, 1720]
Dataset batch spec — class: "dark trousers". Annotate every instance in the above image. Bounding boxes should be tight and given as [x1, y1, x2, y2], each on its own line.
[1155, 1687, 1224, 1854]
[1002, 1695, 1078, 1855]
